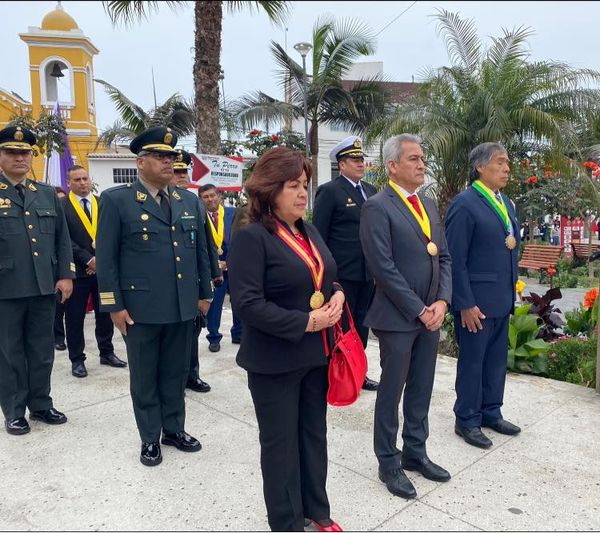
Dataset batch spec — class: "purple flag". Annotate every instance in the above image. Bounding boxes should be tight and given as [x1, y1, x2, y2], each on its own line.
[44, 101, 74, 191]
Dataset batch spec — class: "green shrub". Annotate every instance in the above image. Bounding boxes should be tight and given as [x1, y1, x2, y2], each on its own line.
[547, 336, 596, 388]
[508, 304, 550, 374]
[553, 272, 578, 288]
[556, 257, 573, 273]
[439, 312, 459, 358]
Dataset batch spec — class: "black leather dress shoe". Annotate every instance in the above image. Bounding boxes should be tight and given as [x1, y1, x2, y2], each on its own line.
[72, 361, 88, 378]
[482, 418, 521, 435]
[161, 431, 202, 452]
[186, 378, 211, 393]
[378, 467, 417, 499]
[455, 424, 492, 449]
[208, 343, 221, 353]
[5, 417, 30, 435]
[100, 353, 127, 368]
[362, 376, 379, 391]
[401, 455, 451, 482]
[54, 342, 67, 351]
[140, 442, 162, 466]
[30, 407, 67, 425]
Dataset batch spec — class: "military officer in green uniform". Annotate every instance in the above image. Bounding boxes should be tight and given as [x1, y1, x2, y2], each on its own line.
[96, 127, 213, 466]
[0, 126, 74, 436]
[172, 149, 221, 394]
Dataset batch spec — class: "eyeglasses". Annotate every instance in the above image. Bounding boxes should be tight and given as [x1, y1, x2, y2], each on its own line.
[142, 152, 178, 162]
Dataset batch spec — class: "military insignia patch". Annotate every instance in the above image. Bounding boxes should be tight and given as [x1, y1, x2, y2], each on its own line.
[164, 128, 173, 144]
[0, 183, 7, 190]
[15, 127, 24, 141]
[0, 198, 5, 207]
[353, 139, 362, 149]
[70, 262, 76, 272]
[172, 190, 181, 200]
[28, 182, 37, 191]
[136, 191, 147, 202]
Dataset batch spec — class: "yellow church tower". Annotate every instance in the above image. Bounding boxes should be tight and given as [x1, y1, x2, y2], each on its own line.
[19, 2, 100, 180]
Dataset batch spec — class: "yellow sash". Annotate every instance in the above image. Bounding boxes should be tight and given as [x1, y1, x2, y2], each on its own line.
[388, 180, 431, 240]
[68, 192, 98, 241]
[207, 205, 225, 249]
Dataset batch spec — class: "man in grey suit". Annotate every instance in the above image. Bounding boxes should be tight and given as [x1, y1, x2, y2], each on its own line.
[360, 134, 452, 499]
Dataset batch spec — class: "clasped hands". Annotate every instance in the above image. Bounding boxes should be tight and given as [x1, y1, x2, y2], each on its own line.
[418, 300, 447, 331]
[306, 291, 345, 332]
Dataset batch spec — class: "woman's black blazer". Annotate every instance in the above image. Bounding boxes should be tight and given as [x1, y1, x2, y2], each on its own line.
[228, 219, 338, 375]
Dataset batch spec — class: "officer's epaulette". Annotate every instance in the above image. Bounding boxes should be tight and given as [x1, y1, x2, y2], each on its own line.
[103, 183, 134, 195]
[27, 178, 52, 190]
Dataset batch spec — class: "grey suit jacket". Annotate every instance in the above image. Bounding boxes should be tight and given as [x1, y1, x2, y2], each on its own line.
[359, 185, 452, 332]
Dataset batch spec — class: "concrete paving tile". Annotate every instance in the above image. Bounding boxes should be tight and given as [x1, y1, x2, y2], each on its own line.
[0, 396, 267, 531]
[373, 501, 480, 531]
[420, 395, 600, 531]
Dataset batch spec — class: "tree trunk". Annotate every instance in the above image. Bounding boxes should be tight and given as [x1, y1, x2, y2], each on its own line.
[309, 120, 319, 208]
[194, 1, 222, 154]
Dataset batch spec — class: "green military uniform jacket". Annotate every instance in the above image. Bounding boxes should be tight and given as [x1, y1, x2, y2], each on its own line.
[0, 174, 75, 299]
[96, 179, 213, 324]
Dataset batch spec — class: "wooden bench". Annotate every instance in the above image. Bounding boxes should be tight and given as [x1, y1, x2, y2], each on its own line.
[571, 242, 600, 262]
[518, 244, 563, 272]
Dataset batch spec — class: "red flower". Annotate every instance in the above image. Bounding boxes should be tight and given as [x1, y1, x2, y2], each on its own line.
[583, 287, 598, 310]
[271, 134, 280, 142]
[593, 169, 600, 178]
[583, 161, 597, 169]
[249, 128, 261, 137]
[547, 267, 557, 277]
[527, 176, 538, 184]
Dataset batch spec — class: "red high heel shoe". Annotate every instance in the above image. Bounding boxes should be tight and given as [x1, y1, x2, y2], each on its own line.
[311, 518, 343, 532]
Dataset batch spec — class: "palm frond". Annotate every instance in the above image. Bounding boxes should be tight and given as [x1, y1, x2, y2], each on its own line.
[225, 1, 290, 25]
[95, 79, 148, 133]
[95, 120, 137, 150]
[102, 1, 186, 26]
[232, 91, 301, 130]
[433, 9, 481, 72]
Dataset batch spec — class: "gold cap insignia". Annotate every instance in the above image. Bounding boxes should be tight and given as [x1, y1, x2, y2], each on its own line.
[141, 213, 149, 220]
[28, 182, 37, 191]
[353, 139, 362, 149]
[164, 129, 173, 145]
[172, 190, 181, 200]
[176, 153, 183, 162]
[15, 127, 24, 141]
[136, 191, 147, 202]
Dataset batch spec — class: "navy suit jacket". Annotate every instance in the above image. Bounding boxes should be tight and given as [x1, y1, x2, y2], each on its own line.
[445, 186, 519, 318]
[312, 175, 377, 282]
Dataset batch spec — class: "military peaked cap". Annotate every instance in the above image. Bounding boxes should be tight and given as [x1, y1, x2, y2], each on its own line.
[0, 126, 37, 151]
[130, 126, 178, 155]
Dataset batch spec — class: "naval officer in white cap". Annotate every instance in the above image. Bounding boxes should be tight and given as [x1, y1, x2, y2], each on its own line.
[312, 136, 379, 391]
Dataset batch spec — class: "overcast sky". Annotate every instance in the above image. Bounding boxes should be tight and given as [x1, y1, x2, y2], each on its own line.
[2, 1, 599, 150]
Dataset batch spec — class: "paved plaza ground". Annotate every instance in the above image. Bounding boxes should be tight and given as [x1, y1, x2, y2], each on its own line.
[1, 295, 598, 531]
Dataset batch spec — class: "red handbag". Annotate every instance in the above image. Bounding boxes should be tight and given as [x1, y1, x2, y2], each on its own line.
[326, 303, 368, 407]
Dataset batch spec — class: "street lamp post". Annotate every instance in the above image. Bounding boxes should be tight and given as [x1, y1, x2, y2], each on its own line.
[294, 41, 313, 207]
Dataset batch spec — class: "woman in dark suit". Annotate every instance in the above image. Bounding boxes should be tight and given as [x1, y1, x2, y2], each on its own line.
[228, 147, 344, 532]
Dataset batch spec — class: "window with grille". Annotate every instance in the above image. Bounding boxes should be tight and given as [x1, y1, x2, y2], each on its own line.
[113, 168, 138, 184]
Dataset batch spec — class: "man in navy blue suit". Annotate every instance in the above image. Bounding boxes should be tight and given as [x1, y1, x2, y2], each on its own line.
[199, 184, 242, 352]
[445, 142, 521, 449]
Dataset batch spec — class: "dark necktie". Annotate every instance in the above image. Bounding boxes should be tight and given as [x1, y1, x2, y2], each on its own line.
[210, 210, 219, 231]
[81, 198, 91, 220]
[407, 194, 423, 218]
[15, 183, 25, 202]
[158, 190, 171, 221]
[355, 183, 365, 206]
[495, 192, 502, 203]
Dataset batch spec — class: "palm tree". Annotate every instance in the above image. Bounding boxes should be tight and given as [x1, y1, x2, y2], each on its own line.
[367, 9, 600, 214]
[233, 16, 387, 195]
[94, 79, 195, 149]
[102, 1, 289, 155]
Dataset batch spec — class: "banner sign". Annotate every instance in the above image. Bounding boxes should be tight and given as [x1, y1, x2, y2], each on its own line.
[191, 154, 244, 191]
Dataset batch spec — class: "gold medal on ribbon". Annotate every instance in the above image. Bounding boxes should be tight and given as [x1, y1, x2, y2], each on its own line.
[310, 291, 325, 310]
[217, 247, 223, 255]
[426, 242, 438, 256]
[505, 235, 517, 250]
